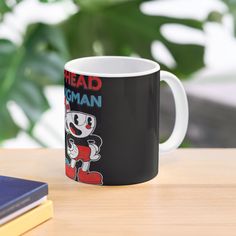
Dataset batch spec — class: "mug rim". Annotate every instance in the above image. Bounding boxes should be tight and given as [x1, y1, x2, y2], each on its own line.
[64, 56, 160, 78]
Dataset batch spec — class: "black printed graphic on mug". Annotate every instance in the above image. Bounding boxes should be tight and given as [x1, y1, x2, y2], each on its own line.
[64, 71, 103, 185]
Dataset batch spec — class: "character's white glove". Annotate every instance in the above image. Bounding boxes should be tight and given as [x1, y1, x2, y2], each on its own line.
[67, 139, 79, 159]
[89, 143, 100, 161]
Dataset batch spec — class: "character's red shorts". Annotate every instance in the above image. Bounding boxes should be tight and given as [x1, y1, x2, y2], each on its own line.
[74, 145, 91, 162]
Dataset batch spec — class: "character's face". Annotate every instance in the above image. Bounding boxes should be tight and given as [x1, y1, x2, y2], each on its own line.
[65, 111, 96, 138]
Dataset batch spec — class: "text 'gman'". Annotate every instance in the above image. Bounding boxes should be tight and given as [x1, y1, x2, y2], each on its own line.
[64, 71, 102, 108]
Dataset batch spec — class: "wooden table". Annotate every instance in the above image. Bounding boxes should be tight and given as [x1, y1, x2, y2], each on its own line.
[0, 149, 236, 236]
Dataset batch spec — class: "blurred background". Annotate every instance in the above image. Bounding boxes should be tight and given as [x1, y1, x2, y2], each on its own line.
[0, 0, 235, 148]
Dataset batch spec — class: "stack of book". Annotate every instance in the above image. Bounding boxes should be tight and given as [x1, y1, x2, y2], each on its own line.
[0, 175, 53, 235]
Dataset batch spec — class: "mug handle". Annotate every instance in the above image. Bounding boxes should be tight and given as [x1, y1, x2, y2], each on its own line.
[159, 71, 189, 154]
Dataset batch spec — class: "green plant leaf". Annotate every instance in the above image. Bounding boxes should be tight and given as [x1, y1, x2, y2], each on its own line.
[0, 24, 68, 142]
[62, 0, 204, 78]
[75, 0, 135, 10]
[0, 105, 20, 141]
[0, 0, 22, 18]
[0, 2, 11, 17]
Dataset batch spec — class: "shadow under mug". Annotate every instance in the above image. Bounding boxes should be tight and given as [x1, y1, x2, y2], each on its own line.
[64, 56, 188, 185]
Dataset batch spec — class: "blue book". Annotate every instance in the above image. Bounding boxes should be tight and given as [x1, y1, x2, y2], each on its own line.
[0, 176, 48, 223]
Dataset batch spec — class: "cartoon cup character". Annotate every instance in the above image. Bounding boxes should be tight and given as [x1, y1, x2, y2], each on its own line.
[65, 99, 103, 185]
